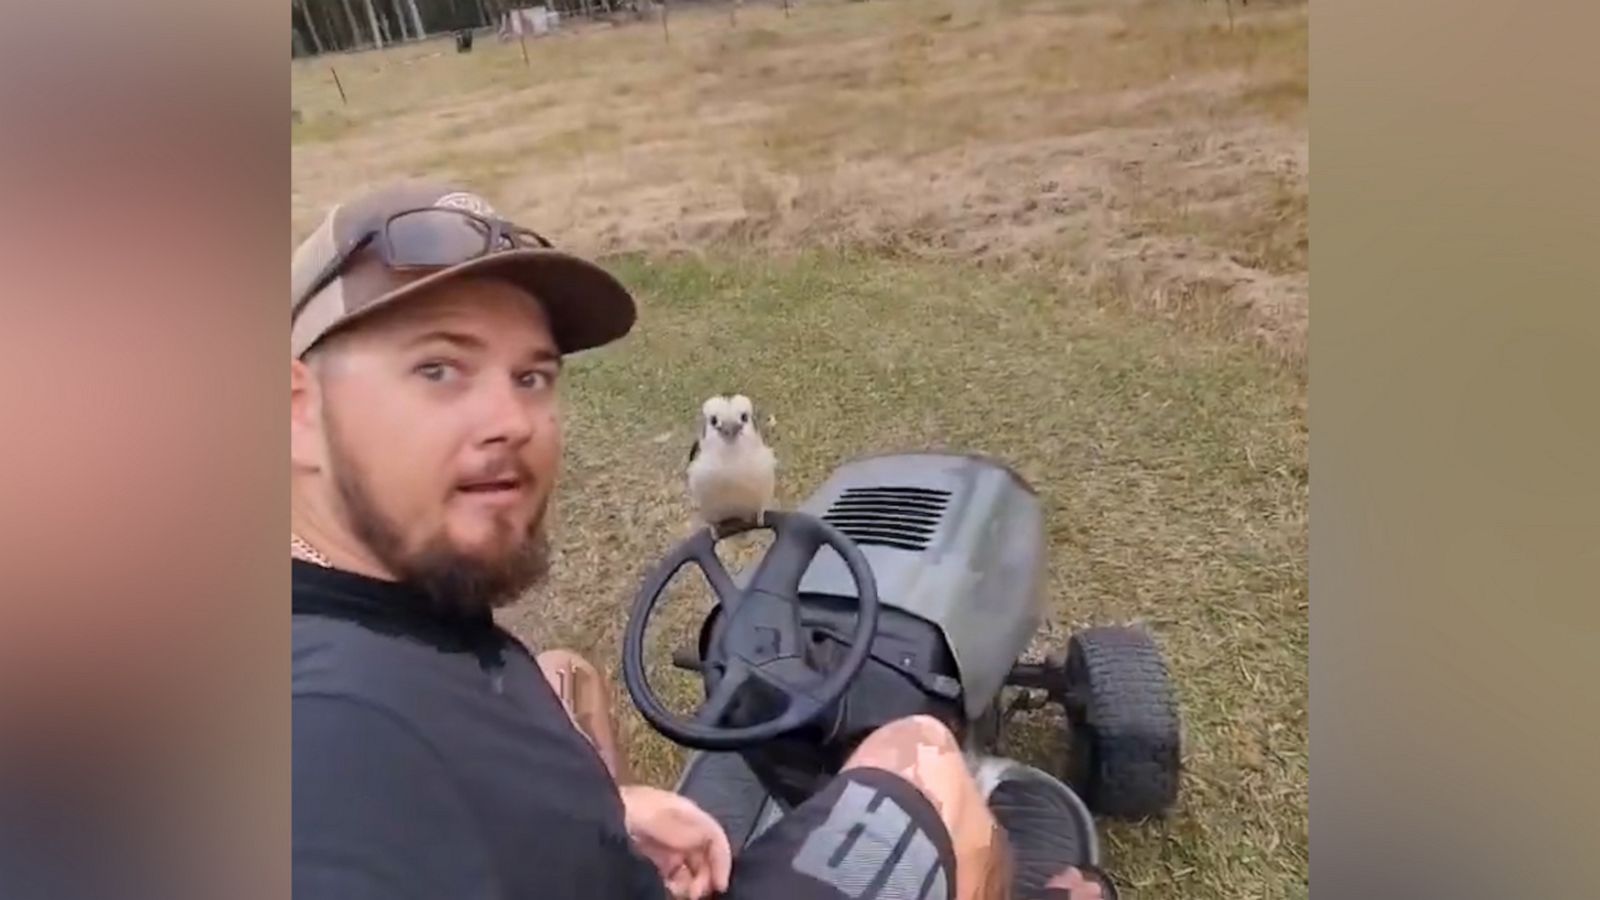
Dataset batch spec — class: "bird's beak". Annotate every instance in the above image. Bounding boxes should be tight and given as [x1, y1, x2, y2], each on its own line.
[716, 421, 742, 440]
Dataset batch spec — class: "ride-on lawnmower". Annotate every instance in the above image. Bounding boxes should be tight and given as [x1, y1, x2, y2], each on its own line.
[622, 452, 1182, 896]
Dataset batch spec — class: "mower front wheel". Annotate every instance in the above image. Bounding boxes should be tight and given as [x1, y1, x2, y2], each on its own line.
[1059, 625, 1181, 820]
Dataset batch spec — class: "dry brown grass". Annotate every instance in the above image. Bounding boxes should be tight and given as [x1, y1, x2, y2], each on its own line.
[292, 0, 1307, 362]
[292, 2, 1307, 897]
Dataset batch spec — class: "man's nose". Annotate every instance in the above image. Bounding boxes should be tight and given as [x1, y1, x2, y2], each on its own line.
[476, 378, 539, 446]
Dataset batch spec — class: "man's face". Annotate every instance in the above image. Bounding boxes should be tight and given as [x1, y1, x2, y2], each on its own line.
[295, 269, 564, 613]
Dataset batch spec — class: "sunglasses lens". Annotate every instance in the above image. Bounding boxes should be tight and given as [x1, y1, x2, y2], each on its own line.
[385, 209, 494, 267]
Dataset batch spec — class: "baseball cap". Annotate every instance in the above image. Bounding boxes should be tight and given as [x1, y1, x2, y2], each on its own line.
[290, 180, 637, 358]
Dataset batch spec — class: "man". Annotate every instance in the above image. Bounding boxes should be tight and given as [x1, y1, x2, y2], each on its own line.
[290, 181, 1110, 900]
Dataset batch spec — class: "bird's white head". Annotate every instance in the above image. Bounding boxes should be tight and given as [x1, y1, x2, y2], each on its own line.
[700, 394, 758, 444]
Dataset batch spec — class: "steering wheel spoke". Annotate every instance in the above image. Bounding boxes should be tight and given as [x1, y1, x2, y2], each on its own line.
[693, 656, 822, 728]
[741, 517, 829, 604]
[693, 660, 746, 726]
[688, 537, 742, 608]
[749, 657, 827, 706]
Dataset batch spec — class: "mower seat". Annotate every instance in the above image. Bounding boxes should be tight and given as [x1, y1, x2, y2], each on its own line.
[673, 751, 789, 852]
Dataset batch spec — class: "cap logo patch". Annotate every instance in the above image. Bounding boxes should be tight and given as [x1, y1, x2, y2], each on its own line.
[435, 191, 497, 217]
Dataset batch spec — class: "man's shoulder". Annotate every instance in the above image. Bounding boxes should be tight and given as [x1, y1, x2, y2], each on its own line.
[292, 613, 460, 708]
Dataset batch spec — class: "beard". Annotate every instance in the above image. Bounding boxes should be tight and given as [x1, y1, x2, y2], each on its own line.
[323, 414, 551, 618]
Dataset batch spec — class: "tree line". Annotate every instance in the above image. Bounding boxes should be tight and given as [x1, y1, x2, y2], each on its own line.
[290, 0, 493, 55]
[291, 0, 641, 56]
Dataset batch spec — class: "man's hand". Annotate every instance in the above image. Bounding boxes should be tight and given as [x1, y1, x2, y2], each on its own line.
[618, 785, 732, 900]
[1042, 866, 1111, 899]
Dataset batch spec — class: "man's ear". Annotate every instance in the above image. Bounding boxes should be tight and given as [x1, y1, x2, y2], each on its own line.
[290, 358, 326, 472]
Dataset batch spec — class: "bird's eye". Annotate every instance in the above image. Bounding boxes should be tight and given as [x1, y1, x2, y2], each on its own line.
[709, 415, 720, 427]
[740, 411, 750, 423]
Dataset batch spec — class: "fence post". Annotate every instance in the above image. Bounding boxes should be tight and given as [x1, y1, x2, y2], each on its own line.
[330, 66, 348, 105]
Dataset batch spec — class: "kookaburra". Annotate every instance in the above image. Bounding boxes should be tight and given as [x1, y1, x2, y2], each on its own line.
[687, 394, 776, 534]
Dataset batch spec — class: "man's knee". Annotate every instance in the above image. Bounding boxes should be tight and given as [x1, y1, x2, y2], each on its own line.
[844, 715, 973, 808]
[536, 647, 600, 684]
[536, 648, 603, 725]
[844, 714, 962, 777]
[536, 648, 629, 781]
[844, 716, 1009, 900]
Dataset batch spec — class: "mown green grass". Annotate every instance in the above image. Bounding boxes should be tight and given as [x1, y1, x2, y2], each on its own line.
[505, 249, 1308, 899]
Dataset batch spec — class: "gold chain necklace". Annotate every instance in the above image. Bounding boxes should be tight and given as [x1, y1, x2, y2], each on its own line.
[291, 534, 333, 568]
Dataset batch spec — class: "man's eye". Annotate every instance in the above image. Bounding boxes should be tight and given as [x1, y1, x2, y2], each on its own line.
[516, 369, 555, 390]
[416, 361, 456, 382]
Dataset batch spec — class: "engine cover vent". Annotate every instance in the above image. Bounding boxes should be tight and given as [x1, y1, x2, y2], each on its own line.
[822, 486, 951, 551]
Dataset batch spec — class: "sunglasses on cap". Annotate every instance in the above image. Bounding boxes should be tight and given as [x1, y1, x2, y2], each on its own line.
[291, 206, 555, 323]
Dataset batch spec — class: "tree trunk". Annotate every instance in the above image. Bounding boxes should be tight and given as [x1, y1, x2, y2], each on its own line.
[339, 0, 365, 49]
[405, 0, 427, 39]
[296, 0, 326, 55]
[392, 0, 412, 39]
[363, 0, 386, 48]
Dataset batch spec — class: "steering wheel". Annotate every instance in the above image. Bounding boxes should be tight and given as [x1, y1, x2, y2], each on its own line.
[621, 510, 881, 752]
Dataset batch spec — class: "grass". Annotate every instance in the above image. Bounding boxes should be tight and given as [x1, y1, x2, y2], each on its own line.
[292, 1, 1307, 897]
[508, 250, 1308, 899]
[292, 0, 1308, 361]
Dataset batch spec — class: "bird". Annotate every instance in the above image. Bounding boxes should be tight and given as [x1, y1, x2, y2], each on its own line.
[687, 394, 777, 536]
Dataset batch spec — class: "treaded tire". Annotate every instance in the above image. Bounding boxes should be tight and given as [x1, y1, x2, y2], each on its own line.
[1061, 625, 1181, 820]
